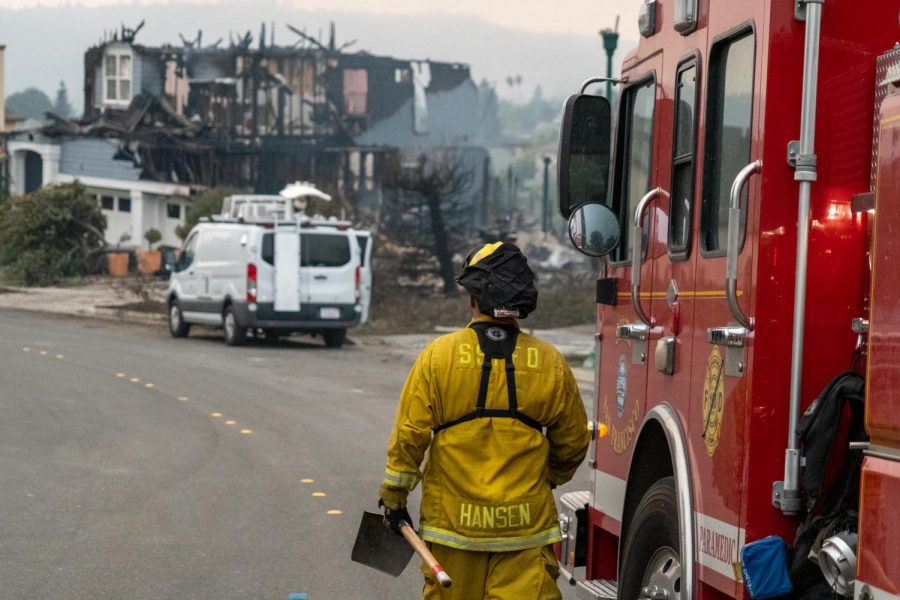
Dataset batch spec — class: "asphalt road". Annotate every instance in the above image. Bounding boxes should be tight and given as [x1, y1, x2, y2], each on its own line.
[0, 310, 590, 600]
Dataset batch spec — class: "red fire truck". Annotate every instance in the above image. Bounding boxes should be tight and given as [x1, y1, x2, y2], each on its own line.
[555, 0, 900, 598]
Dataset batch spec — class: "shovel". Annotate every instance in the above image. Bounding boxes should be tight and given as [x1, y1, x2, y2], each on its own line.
[351, 511, 452, 587]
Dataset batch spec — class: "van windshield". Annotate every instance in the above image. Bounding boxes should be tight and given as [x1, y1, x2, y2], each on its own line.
[262, 232, 351, 267]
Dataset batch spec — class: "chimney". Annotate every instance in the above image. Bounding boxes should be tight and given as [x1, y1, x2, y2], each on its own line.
[0, 45, 5, 131]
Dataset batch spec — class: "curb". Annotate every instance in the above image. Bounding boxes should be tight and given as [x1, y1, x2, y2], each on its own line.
[0, 304, 165, 327]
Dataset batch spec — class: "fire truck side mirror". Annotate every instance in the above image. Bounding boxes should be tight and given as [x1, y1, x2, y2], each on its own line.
[567, 202, 621, 258]
[557, 93, 612, 220]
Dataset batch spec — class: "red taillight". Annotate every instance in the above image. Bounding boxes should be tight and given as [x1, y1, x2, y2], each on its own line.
[247, 263, 257, 303]
[355, 266, 361, 304]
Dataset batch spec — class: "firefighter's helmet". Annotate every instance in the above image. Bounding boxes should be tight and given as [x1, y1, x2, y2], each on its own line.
[456, 242, 538, 319]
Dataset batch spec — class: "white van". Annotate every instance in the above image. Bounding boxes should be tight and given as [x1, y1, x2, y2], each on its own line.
[167, 211, 371, 348]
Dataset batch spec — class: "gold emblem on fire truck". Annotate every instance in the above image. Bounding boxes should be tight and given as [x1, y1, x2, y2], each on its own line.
[701, 346, 725, 457]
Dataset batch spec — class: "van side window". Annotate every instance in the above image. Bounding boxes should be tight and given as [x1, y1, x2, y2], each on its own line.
[701, 30, 755, 254]
[261, 232, 274, 265]
[669, 61, 699, 259]
[611, 76, 656, 263]
[357, 235, 369, 267]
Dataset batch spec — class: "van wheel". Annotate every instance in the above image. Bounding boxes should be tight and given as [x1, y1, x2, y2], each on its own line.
[619, 477, 682, 600]
[223, 306, 247, 346]
[322, 328, 346, 348]
[168, 300, 191, 338]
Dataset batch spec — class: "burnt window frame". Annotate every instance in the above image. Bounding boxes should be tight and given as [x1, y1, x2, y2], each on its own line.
[700, 24, 757, 258]
[609, 72, 657, 265]
[667, 54, 701, 262]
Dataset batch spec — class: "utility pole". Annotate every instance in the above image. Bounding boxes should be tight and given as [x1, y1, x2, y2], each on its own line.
[541, 155, 551, 233]
[600, 16, 620, 104]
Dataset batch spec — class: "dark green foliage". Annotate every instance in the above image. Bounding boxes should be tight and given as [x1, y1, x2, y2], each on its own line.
[0, 183, 107, 285]
[144, 228, 162, 249]
[175, 187, 243, 240]
[5, 87, 53, 122]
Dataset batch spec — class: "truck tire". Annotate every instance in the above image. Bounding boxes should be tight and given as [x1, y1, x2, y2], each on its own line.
[322, 328, 346, 348]
[168, 300, 191, 338]
[223, 305, 247, 346]
[619, 476, 682, 600]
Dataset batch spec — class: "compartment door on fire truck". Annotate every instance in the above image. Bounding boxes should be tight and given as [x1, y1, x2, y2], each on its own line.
[688, 23, 762, 595]
[593, 55, 664, 519]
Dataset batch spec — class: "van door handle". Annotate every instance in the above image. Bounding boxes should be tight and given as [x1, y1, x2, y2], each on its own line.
[314, 275, 327, 280]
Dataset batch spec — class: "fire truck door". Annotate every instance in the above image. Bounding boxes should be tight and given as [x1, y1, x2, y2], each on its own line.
[687, 24, 762, 594]
[593, 56, 664, 523]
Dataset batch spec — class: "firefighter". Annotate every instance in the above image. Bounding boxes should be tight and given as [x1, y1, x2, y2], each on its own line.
[379, 242, 589, 599]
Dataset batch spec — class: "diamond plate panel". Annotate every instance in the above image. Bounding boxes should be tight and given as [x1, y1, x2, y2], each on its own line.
[871, 44, 900, 191]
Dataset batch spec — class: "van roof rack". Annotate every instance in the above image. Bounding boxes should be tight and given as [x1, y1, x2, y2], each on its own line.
[198, 214, 355, 229]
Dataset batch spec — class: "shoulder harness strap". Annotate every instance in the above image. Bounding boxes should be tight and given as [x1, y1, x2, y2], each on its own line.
[433, 322, 543, 434]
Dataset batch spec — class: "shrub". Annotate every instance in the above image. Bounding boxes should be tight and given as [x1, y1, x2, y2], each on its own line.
[175, 186, 243, 240]
[0, 182, 106, 285]
[144, 228, 162, 249]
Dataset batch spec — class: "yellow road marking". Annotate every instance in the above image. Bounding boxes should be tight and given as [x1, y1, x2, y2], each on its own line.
[116, 373, 125, 379]
[300, 478, 314, 484]
[145, 383, 155, 389]
[39, 351, 48, 356]
[211, 412, 222, 417]
[130, 377, 140, 383]
[240, 429, 253, 434]
[56, 354, 64, 359]
[326, 510, 343, 515]
[225, 420, 236, 426]
[312, 492, 327, 497]
[177, 396, 189, 402]
[22, 347, 30, 352]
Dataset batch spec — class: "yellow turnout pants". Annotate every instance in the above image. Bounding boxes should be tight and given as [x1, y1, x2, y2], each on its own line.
[421, 543, 562, 600]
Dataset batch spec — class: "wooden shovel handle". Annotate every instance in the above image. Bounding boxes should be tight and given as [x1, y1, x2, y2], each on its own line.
[400, 523, 452, 588]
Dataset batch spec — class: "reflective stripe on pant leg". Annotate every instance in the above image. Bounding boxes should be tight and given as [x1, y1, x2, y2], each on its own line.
[484, 545, 562, 600]
[422, 542, 489, 600]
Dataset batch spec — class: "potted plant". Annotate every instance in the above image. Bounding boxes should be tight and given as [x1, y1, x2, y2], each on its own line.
[106, 232, 131, 277]
[138, 228, 163, 274]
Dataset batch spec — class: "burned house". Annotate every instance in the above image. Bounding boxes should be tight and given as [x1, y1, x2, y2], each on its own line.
[4, 23, 494, 248]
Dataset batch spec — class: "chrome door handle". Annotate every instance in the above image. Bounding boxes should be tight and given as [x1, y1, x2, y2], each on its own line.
[707, 326, 748, 348]
[617, 323, 649, 341]
[631, 187, 669, 327]
[724, 160, 761, 331]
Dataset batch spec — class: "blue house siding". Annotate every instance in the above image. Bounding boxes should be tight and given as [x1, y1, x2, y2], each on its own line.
[139, 54, 163, 97]
[354, 81, 481, 149]
[59, 138, 142, 181]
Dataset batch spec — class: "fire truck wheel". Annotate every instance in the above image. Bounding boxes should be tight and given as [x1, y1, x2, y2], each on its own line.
[619, 476, 682, 600]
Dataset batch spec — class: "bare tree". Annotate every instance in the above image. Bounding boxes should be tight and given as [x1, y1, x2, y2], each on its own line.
[382, 150, 475, 295]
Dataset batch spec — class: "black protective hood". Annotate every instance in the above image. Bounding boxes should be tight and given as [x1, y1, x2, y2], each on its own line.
[456, 243, 538, 319]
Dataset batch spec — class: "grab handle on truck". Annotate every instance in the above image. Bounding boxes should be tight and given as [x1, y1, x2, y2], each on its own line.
[631, 187, 669, 327]
[725, 160, 761, 331]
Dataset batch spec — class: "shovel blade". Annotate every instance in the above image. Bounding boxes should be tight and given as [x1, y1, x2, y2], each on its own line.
[351, 511, 415, 577]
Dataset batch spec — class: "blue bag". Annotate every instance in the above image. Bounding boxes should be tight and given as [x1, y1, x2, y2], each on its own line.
[740, 536, 793, 599]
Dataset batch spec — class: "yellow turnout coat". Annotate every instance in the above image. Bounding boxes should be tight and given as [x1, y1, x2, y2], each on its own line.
[380, 315, 589, 552]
